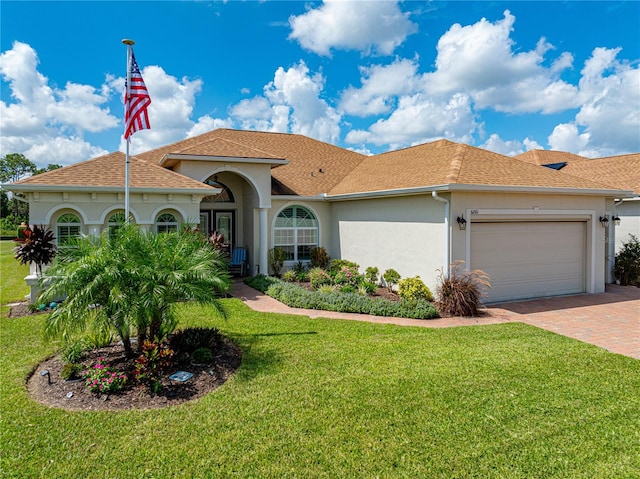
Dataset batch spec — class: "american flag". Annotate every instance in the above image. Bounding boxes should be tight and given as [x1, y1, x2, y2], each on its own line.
[124, 52, 151, 140]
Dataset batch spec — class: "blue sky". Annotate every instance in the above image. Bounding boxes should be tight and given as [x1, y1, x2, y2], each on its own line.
[1, 1, 639, 168]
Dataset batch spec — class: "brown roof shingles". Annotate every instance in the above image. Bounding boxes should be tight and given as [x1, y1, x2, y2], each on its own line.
[560, 153, 640, 194]
[328, 139, 616, 196]
[515, 149, 589, 166]
[11, 152, 215, 191]
[136, 129, 367, 196]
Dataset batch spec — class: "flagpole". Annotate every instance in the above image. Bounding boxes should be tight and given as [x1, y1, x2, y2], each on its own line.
[122, 39, 134, 223]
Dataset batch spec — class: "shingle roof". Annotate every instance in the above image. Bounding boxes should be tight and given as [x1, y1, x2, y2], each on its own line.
[328, 139, 619, 195]
[515, 149, 589, 166]
[136, 129, 367, 196]
[559, 153, 640, 194]
[10, 152, 216, 192]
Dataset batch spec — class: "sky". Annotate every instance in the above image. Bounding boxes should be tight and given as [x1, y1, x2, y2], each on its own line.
[1, 1, 639, 168]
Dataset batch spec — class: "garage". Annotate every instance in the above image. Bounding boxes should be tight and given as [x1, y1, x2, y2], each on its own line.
[470, 221, 586, 303]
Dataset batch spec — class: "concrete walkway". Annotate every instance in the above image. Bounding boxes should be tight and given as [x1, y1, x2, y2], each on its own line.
[231, 282, 640, 359]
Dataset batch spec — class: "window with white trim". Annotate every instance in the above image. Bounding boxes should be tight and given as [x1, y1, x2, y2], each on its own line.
[274, 206, 318, 261]
[107, 211, 132, 237]
[56, 213, 81, 246]
[156, 213, 179, 233]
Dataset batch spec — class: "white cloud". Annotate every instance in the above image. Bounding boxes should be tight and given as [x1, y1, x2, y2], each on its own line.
[0, 41, 117, 166]
[426, 11, 579, 114]
[346, 93, 476, 148]
[481, 133, 542, 156]
[288, 0, 417, 56]
[187, 116, 234, 138]
[339, 58, 420, 116]
[547, 123, 592, 156]
[227, 61, 342, 144]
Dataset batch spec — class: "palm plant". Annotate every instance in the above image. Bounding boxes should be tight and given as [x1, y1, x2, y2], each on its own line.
[41, 225, 231, 357]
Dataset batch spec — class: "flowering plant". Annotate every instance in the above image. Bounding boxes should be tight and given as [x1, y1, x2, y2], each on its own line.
[82, 358, 127, 394]
[333, 266, 362, 287]
[134, 340, 174, 393]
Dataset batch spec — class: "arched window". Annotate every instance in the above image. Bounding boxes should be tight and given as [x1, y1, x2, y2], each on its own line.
[274, 206, 318, 261]
[56, 213, 81, 246]
[202, 178, 235, 203]
[156, 213, 178, 233]
[107, 211, 132, 236]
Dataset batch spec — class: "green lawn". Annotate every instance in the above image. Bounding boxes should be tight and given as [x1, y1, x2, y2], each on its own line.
[0, 240, 29, 304]
[1, 299, 639, 478]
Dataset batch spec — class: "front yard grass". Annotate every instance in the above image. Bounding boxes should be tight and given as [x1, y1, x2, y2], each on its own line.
[0, 240, 29, 304]
[1, 300, 639, 478]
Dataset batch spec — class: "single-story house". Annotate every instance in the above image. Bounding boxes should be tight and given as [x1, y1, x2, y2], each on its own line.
[5, 129, 636, 303]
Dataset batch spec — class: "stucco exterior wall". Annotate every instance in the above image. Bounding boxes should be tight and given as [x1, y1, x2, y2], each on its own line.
[329, 195, 447, 292]
[26, 190, 202, 235]
[615, 199, 640, 252]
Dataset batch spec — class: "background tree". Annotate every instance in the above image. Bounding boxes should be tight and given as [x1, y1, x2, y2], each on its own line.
[33, 164, 62, 176]
[41, 225, 232, 357]
[0, 153, 36, 183]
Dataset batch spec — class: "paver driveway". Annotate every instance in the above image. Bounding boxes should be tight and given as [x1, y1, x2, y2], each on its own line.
[231, 282, 640, 359]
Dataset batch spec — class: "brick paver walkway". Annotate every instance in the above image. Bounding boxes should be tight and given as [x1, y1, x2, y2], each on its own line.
[231, 282, 640, 359]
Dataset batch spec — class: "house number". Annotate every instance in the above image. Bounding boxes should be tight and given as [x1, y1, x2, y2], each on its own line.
[470, 209, 479, 215]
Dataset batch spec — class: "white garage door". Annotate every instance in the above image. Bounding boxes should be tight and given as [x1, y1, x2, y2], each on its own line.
[470, 221, 586, 303]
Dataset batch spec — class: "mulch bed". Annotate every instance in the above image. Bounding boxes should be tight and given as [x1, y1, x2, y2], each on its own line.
[11, 302, 242, 411]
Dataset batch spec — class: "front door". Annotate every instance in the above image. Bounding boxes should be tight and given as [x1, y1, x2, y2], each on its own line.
[213, 211, 234, 250]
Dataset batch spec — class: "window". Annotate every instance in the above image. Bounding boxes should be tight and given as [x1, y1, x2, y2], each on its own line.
[274, 206, 318, 261]
[56, 213, 81, 246]
[202, 178, 235, 203]
[156, 213, 179, 233]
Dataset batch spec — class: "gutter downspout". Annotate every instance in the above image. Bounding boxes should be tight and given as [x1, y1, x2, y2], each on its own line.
[431, 191, 450, 274]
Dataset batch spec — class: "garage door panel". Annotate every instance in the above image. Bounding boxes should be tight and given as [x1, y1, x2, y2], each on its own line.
[470, 222, 586, 302]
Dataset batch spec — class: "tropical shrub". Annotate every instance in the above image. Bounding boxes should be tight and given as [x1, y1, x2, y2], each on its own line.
[83, 358, 127, 394]
[13, 224, 57, 276]
[614, 234, 640, 286]
[281, 270, 297, 282]
[316, 284, 337, 294]
[60, 340, 88, 364]
[191, 347, 214, 364]
[328, 259, 359, 277]
[436, 261, 491, 317]
[361, 281, 377, 295]
[365, 266, 379, 284]
[168, 327, 223, 357]
[41, 225, 230, 357]
[308, 267, 332, 289]
[309, 246, 330, 269]
[398, 276, 434, 301]
[382, 269, 401, 292]
[134, 340, 174, 393]
[268, 247, 287, 277]
[293, 261, 308, 282]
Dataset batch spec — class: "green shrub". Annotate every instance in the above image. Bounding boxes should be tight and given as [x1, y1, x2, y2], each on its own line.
[191, 347, 214, 364]
[365, 266, 379, 284]
[293, 261, 308, 282]
[308, 267, 332, 289]
[316, 284, 337, 294]
[328, 259, 359, 277]
[436, 261, 491, 317]
[245, 275, 280, 292]
[60, 363, 83, 381]
[169, 327, 223, 356]
[361, 281, 377, 295]
[383, 269, 401, 292]
[614, 234, 640, 286]
[60, 340, 88, 364]
[268, 247, 287, 277]
[309, 246, 330, 269]
[398, 276, 433, 301]
[256, 276, 439, 319]
[334, 265, 363, 288]
[339, 285, 356, 294]
[282, 270, 297, 282]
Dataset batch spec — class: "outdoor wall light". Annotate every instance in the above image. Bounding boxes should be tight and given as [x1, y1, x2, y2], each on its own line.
[612, 215, 621, 226]
[40, 369, 52, 385]
[599, 215, 609, 228]
[457, 216, 467, 230]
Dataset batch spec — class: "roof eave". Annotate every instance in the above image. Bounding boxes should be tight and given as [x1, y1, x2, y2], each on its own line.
[2, 184, 220, 196]
[160, 154, 290, 169]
